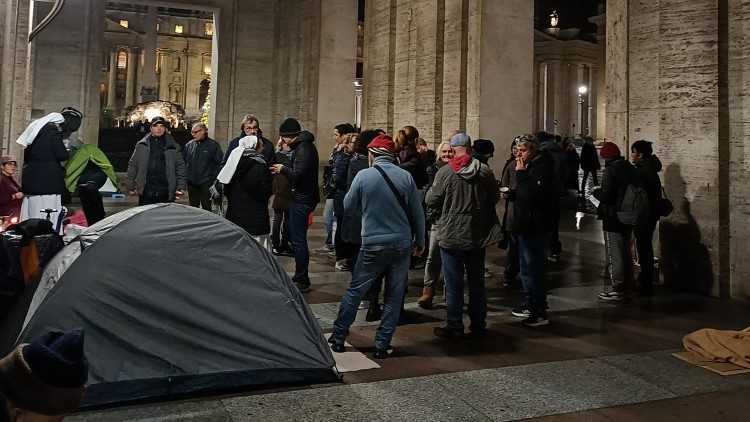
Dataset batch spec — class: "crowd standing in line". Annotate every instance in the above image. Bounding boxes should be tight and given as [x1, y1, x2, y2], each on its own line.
[10, 107, 667, 361]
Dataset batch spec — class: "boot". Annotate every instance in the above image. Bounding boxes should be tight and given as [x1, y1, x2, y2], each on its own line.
[417, 285, 435, 309]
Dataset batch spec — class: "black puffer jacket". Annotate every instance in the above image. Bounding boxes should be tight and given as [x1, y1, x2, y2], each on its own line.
[22, 124, 70, 195]
[635, 154, 663, 222]
[281, 131, 320, 206]
[225, 152, 273, 236]
[510, 152, 557, 235]
[593, 156, 639, 233]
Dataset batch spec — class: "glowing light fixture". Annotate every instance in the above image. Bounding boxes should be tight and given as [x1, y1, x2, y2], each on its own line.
[550, 10, 559, 28]
[175, 24, 184, 34]
[578, 85, 588, 95]
[119, 19, 129, 28]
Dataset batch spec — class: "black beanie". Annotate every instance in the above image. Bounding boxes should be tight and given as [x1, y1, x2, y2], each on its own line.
[278, 118, 302, 136]
[474, 139, 495, 155]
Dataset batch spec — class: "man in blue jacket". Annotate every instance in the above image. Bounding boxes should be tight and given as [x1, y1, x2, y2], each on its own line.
[328, 134, 425, 359]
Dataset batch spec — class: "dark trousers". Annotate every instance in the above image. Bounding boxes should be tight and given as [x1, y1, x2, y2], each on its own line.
[271, 209, 291, 249]
[441, 248, 487, 333]
[334, 214, 351, 261]
[78, 183, 105, 225]
[139, 190, 169, 206]
[188, 182, 212, 211]
[289, 201, 315, 286]
[518, 232, 551, 314]
[581, 169, 599, 192]
[504, 231, 520, 279]
[635, 220, 657, 291]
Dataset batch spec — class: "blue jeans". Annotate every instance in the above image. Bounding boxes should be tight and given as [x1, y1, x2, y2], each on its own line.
[440, 248, 487, 333]
[323, 198, 335, 250]
[331, 242, 411, 350]
[518, 232, 551, 314]
[289, 201, 315, 286]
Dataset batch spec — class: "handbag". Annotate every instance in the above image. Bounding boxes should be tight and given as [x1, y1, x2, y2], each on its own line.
[658, 186, 674, 217]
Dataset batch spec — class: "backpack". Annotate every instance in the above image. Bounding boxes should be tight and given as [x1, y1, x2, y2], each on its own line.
[617, 184, 650, 227]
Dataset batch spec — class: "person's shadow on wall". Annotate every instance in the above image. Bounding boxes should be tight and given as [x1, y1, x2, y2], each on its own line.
[659, 163, 715, 296]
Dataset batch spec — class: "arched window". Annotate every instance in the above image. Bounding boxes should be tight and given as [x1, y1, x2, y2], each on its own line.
[199, 79, 210, 107]
[117, 51, 127, 69]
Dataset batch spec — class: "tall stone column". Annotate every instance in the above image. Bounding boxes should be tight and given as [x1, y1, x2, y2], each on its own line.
[606, 0, 629, 149]
[159, 50, 173, 101]
[140, 6, 158, 102]
[576, 63, 587, 138]
[106, 50, 117, 109]
[316, 0, 357, 153]
[466, 0, 534, 159]
[537, 61, 546, 132]
[0, 0, 31, 160]
[588, 65, 597, 138]
[550, 59, 566, 136]
[125, 49, 138, 107]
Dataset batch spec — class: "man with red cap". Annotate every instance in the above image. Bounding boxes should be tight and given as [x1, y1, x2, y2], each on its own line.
[328, 134, 425, 359]
[593, 141, 639, 301]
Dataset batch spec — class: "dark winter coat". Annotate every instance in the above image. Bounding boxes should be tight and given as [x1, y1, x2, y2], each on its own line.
[272, 150, 292, 211]
[635, 154, 663, 222]
[539, 140, 567, 197]
[425, 157, 503, 250]
[399, 145, 428, 189]
[225, 152, 273, 236]
[125, 133, 187, 201]
[183, 136, 223, 186]
[21, 124, 70, 195]
[565, 147, 581, 188]
[281, 131, 320, 206]
[342, 153, 368, 245]
[499, 157, 518, 232]
[509, 152, 557, 235]
[331, 149, 352, 217]
[593, 156, 639, 233]
[580, 141, 601, 171]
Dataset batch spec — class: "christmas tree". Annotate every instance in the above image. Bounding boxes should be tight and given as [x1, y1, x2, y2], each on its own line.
[200, 91, 211, 128]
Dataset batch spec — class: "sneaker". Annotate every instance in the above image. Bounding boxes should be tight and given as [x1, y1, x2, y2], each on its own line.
[511, 306, 530, 318]
[294, 282, 311, 293]
[484, 268, 494, 278]
[334, 259, 351, 271]
[327, 337, 345, 353]
[433, 326, 464, 340]
[373, 347, 394, 359]
[547, 254, 559, 263]
[598, 290, 626, 301]
[327, 251, 337, 259]
[522, 313, 549, 327]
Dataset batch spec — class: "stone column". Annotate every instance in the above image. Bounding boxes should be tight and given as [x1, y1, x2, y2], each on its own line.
[125, 49, 138, 107]
[550, 59, 566, 136]
[466, 0, 534, 163]
[106, 50, 117, 109]
[0, 0, 31, 160]
[588, 65, 597, 138]
[159, 50, 173, 101]
[316, 0, 357, 153]
[537, 61, 547, 132]
[606, 0, 629, 149]
[576, 63, 587, 138]
[140, 6, 158, 102]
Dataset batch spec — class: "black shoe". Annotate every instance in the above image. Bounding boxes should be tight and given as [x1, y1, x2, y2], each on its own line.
[294, 282, 311, 293]
[397, 310, 412, 326]
[522, 313, 549, 327]
[433, 326, 464, 340]
[365, 306, 382, 322]
[327, 337, 345, 353]
[511, 306, 530, 318]
[373, 347, 394, 359]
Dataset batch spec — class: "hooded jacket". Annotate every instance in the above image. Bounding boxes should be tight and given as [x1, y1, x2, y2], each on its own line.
[593, 156, 639, 233]
[540, 140, 567, 197]
[21, 124, 70, 195]
[509, 151, 557, 235]
[635, 154, 663, 221]
[225, 150, 273, 236]
[125, 133, 186, 201]
[281, 131, 320, 206]
[425, 155, 503, 250]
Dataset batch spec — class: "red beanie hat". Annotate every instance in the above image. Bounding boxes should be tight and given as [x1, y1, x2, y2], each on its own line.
[600, 141, 621, 159]
[368, 134, 396, 156]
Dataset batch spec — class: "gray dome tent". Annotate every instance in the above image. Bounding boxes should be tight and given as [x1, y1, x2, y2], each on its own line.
[0, 204, 340, 407]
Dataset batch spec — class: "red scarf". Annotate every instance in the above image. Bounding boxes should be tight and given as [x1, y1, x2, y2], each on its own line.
[449, 155, 472, 173]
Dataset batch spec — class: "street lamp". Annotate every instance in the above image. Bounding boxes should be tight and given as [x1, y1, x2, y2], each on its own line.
[550, 10, 559, 28]
[578, 85, 588, 95]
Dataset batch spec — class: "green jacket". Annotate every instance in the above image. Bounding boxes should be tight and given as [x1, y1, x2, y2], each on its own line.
[65, 144, 120, 193]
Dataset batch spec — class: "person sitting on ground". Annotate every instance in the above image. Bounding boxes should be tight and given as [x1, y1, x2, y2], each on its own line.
[0, 156, 23, 219]
[426, 133, 503, 339]
[328, 134, 425, 359]
[503, 134, 556, 326]
[418, 140, 454, 309]
[218, 136, 273, 249]
[0, 329, 89, 422]
[594, 141, 639, 301]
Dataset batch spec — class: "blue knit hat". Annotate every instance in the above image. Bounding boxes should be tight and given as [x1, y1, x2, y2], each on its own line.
[450, 133, 471, 147]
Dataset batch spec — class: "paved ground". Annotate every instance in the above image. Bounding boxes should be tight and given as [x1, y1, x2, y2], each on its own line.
[67, 195, 750, 421]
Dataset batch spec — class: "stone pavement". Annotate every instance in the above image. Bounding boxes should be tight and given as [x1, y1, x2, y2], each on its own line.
[67, 197, 750, 421]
